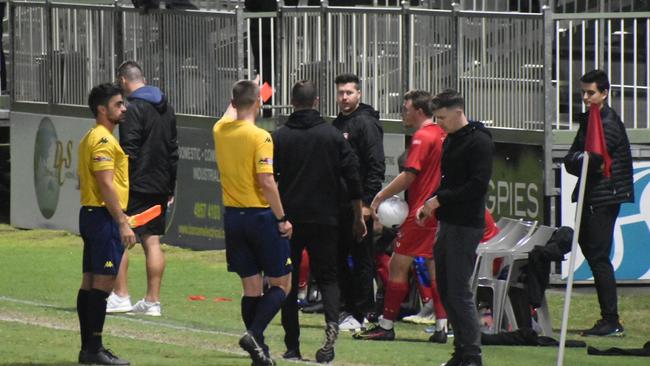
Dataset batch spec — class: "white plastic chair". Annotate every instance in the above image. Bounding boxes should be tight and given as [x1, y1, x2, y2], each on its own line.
[493, 225, 558, 336]
[471, 220, 537, 334]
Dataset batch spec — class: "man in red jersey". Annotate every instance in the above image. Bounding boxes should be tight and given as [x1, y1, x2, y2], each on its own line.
[354, 90, 447, 341]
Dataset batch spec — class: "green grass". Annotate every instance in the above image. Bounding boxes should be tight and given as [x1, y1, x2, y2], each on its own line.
[1, 224, 649, 365]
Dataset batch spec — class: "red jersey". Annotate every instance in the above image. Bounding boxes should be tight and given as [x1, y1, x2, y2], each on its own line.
[403, 123, 445, 223]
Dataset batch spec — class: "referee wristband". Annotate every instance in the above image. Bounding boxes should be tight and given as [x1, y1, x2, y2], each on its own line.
[276, 215, 288, 223]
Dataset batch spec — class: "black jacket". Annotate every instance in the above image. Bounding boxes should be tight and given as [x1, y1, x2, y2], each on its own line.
[120, 86, 179, 196]
[563, 104, 634, 207]
[273, 109, 362, 226]
[333, 103, 385, 205]
[434, 121, 494, 228]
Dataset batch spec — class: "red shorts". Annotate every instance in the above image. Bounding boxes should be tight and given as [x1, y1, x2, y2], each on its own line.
[394, 215, 437, 258]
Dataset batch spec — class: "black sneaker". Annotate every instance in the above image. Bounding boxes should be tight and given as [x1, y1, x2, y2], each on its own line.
[83, 348, 130, 365]
[315, 321, 339, 363]
[580, 319, 625, 337]
[440, 352, 462, 366]
[460, 355, 483, 366]
[239, 331, 276, 366]
[282, 348, 302, 360]
[352, 324, 395, 341]
[78, 349, 90, 364]
[429, 330, 448, 344]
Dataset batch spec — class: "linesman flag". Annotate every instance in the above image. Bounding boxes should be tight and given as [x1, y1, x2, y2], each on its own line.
[585, 103, 612, 177]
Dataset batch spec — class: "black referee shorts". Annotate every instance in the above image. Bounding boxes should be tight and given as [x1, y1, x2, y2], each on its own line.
[127, 191, 168, 238]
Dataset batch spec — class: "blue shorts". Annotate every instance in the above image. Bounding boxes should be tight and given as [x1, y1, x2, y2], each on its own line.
[79, 206, 125, 276]
[224, 207, 292, 278]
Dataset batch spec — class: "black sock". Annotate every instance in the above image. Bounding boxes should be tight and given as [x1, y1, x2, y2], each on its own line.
[86, 289, 110, 352]
[241, 296, 261, 329]
[76, 289, 91, 350]
[242, 296, 269, 353]
[249, 287, 286, 339]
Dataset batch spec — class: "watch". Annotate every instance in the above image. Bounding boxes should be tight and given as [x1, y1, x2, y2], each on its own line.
[276, 215, 288, 223]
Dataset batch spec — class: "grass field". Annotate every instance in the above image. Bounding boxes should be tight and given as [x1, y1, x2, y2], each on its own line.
[1, 224, 649, 366]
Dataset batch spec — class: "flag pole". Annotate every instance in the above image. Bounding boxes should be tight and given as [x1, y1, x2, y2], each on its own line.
[557, 152, 590, 366]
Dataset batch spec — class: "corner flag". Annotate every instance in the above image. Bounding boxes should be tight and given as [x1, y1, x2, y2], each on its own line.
[585, 103, 612, 177]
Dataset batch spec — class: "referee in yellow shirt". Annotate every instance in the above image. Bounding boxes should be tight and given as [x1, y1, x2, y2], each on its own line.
[213, 80, 292, 366]
[76, 83, 135, 366]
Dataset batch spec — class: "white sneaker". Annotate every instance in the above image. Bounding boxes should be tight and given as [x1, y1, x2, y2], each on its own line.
[402, 304, 435, 324]
[339, 314, 363, 331]
[129, 299, 162, 316]
[106, 292, 132, 313]
[415, 313, 437, 325]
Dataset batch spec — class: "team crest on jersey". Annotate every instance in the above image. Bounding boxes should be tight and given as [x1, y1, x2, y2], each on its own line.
[99, 137, 109, 144]
[93, 155, 112, 162]
[258, 157, 273, 165]
[343, 132, 349, 140]
[412, 139, 422, 145]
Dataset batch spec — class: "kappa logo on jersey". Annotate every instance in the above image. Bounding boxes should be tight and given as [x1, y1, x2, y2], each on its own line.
[286, 258, 292, 266]
[104, 261, 114, 268]
[93, 155, 112, 162]
[99, 137, 109, 144]
[258, 157, 273, 165]
[265, 137, 272, 143]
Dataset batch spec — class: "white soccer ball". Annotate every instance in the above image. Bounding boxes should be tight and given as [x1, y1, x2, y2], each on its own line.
[377, 196, 409, 228]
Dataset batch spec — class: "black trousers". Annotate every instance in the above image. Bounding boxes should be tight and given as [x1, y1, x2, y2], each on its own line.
[337, 207, 375, 321]
[435, 222, 483, 358]
[281, 223, 339, 351]
[579, 203, 621, 322]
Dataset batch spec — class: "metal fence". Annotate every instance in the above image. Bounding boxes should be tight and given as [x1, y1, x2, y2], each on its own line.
[10, 1, 650, 131]
[551, 12, 650, 129]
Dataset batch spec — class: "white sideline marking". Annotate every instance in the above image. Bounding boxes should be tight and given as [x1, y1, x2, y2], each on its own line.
[0, 295, 240, 337]
[0, 313, 249, 358]
[0, 295, 325, 365]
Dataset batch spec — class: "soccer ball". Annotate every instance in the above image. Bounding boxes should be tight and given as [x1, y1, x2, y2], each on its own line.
[377, 196, 409, 228]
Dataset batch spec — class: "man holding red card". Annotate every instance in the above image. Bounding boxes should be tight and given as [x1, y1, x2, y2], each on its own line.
[563, 70, 634, 337]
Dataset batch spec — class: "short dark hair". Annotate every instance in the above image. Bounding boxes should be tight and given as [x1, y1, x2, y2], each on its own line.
[116, 60, 144, 82]
[291, 80, 317, 109]
[88, 83, 123, 117]
[580, 69, 610, 93]
[404, 90, 433, 117]
[431, 89, 465, 111]
[231, 80, 259, 109]
[334, 73, 360, 89]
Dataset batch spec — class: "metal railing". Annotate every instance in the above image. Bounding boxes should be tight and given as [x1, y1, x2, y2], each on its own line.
[10, 1, 650, 132]
[551, 12, 650, 129]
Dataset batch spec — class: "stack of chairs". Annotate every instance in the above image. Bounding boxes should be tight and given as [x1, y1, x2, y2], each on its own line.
[471, 218, 558, 336]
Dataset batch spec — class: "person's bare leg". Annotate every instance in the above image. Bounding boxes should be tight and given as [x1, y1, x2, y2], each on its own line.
[112, 251, 129, 297]
[142, 234, 165, 302]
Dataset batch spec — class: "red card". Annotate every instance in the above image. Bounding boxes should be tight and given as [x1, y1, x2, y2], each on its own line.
[260, 82, 273, 103]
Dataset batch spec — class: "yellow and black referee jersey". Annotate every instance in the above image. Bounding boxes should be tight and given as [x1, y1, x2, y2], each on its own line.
[213, 116, 274, 208]
[78, 124, 129, 210]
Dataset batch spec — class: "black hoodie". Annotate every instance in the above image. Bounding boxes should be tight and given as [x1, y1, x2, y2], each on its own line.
[434, 121, 494, 228]
[119, 85, 179, 196]
[272, 109, 362, 225]
[332, 103, 385, 205]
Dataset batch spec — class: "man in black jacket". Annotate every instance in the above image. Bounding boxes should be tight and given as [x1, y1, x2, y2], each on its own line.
[275, 80, 366, 363]
[332, 73, 385, 331]
[563, 70, 634, 337]
[107, 61, 179, 317]
[417, 89, 493, 366]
